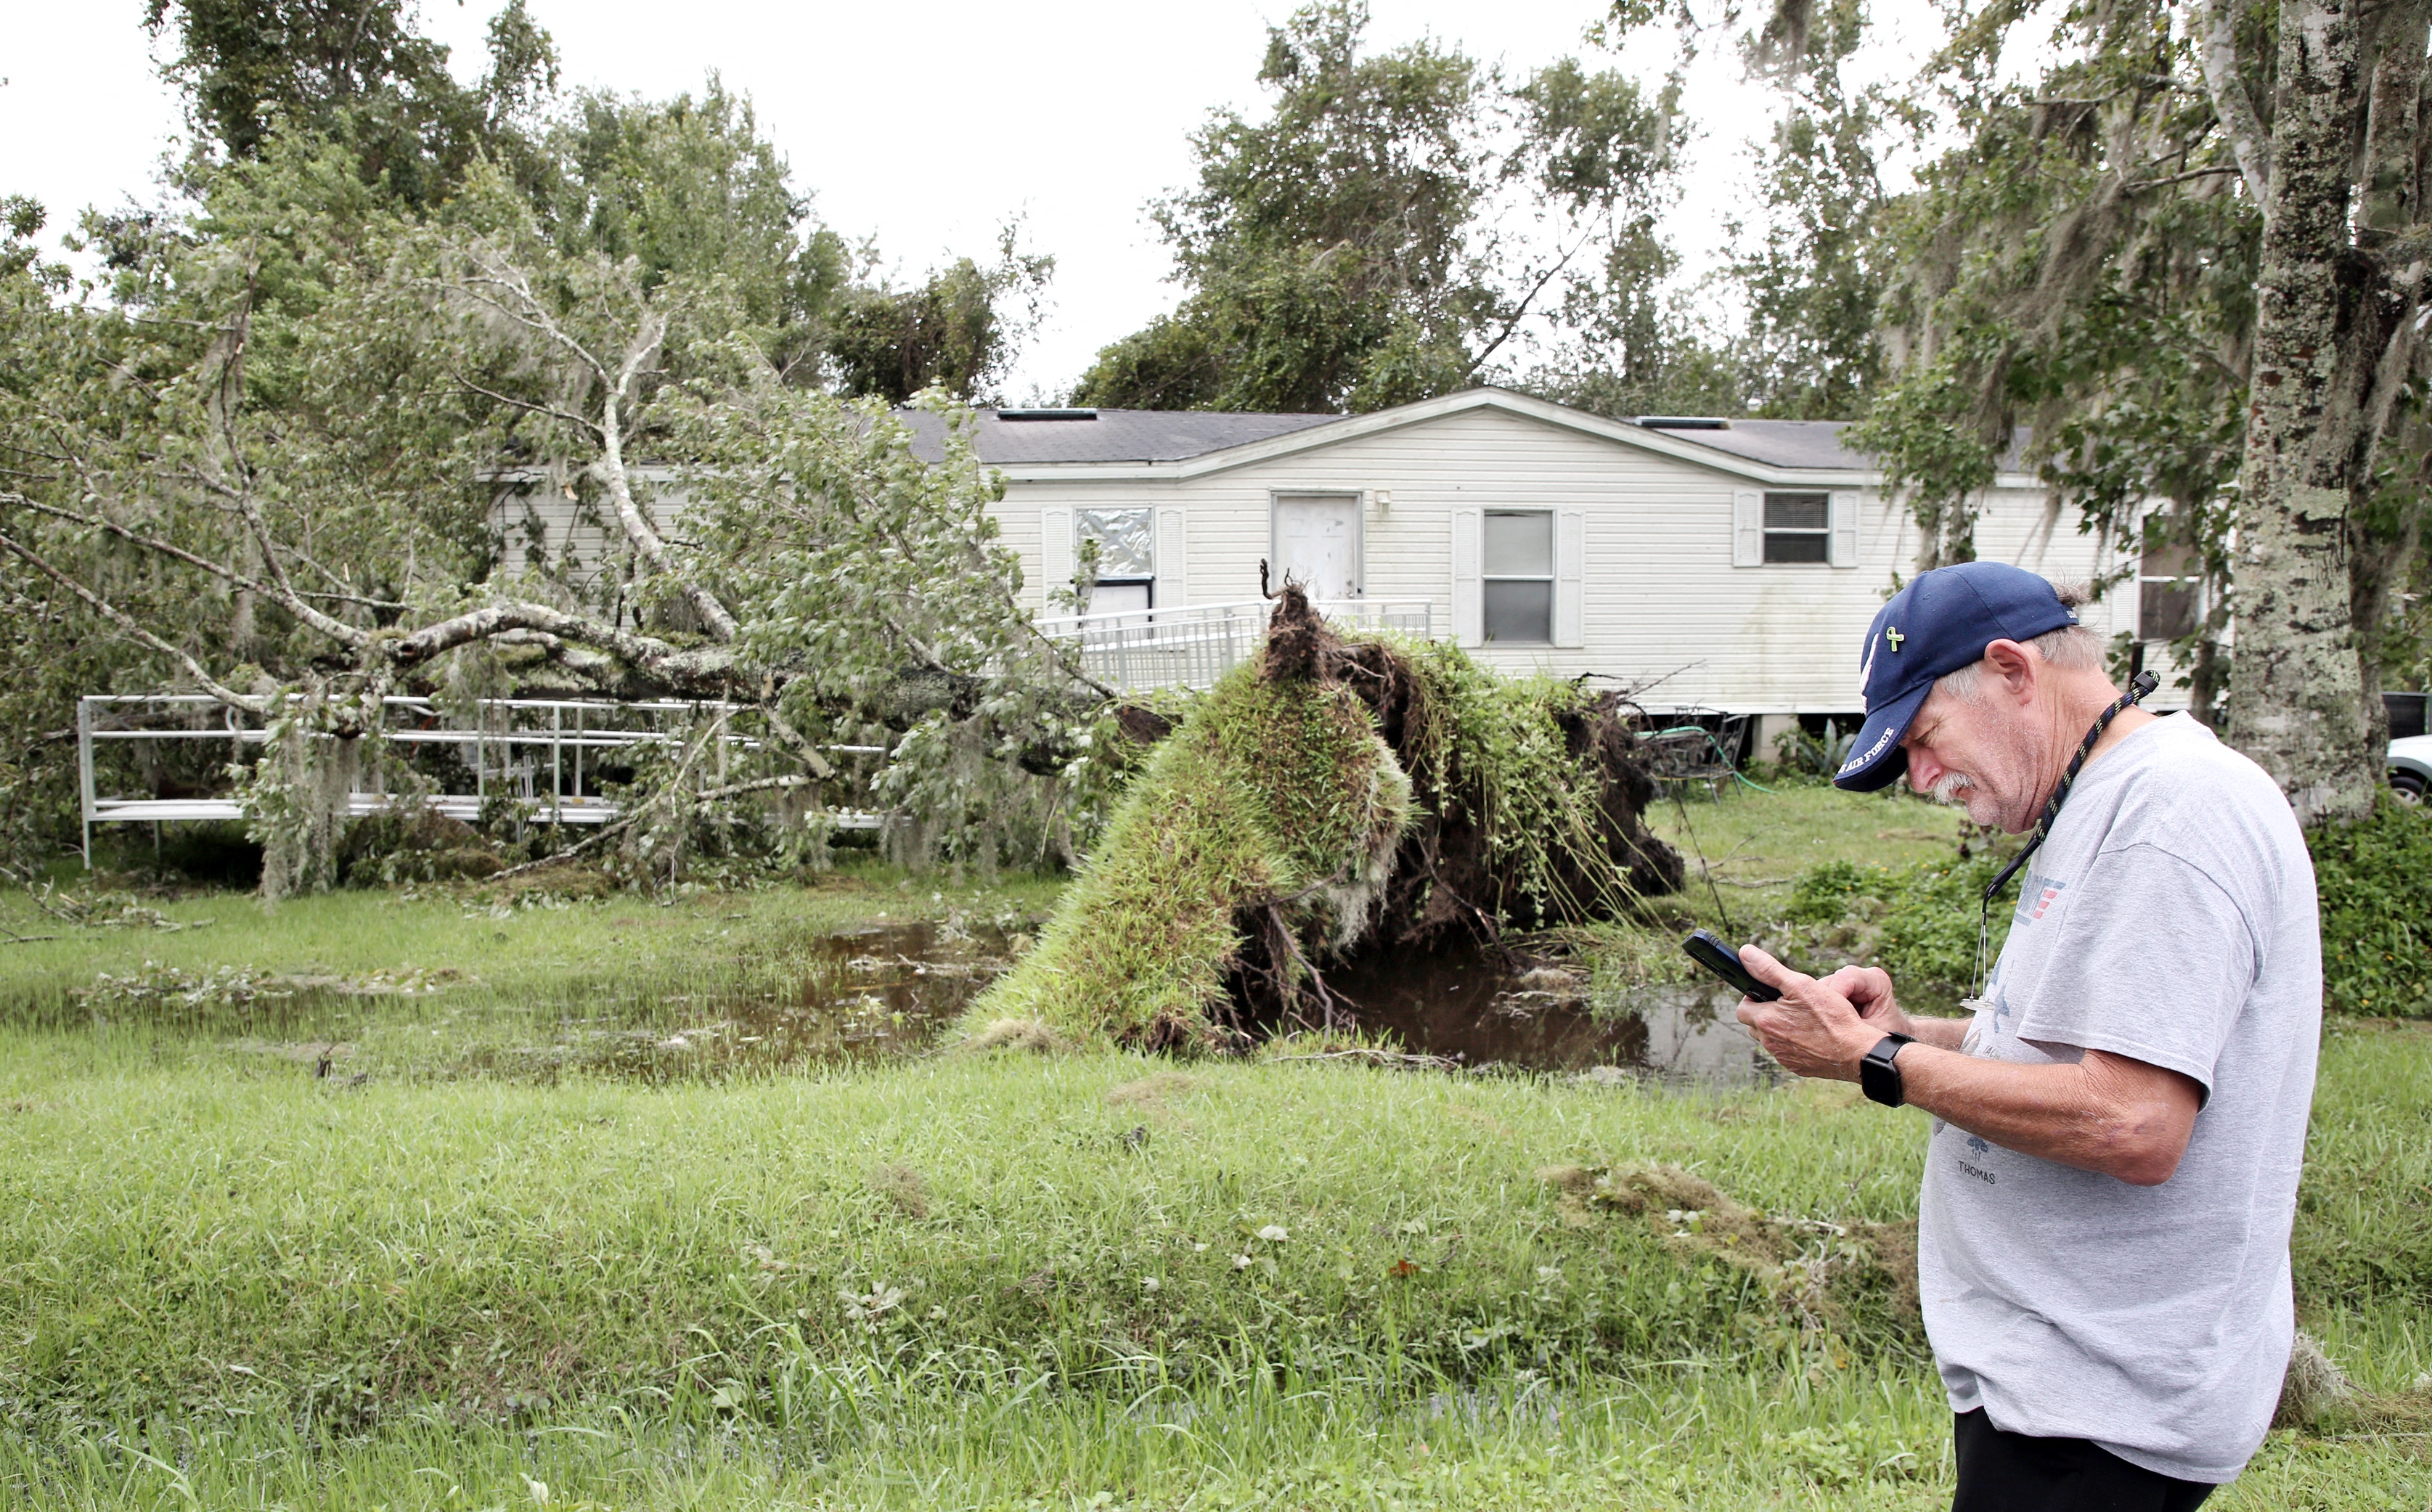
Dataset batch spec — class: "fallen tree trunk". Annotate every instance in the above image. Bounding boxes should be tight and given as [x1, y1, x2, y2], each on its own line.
[969, 587, 1684, 1051]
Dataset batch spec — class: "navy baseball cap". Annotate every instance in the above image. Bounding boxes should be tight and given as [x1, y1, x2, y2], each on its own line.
[1832, 563, 2081, 792]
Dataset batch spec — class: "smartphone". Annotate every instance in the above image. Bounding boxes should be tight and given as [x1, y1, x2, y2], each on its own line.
[1681, 930, 1782, 1002]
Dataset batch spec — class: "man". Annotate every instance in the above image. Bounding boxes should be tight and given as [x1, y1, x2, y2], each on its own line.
[1731, 562, 2321, 1511]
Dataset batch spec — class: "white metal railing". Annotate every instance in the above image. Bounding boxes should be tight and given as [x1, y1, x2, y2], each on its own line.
[75, 694, 887, 866]
[1038, 597, 1435, 692]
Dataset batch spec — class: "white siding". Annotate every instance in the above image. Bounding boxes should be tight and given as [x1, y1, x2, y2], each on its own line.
[494, 487, 616, 581]
[1156, 507, 1188, 610]
[1037, 508, 1071, 609]
[1450, 507, 1482, 645]
[480, 401, 2137, 716]
[992, 405, 2126, 713]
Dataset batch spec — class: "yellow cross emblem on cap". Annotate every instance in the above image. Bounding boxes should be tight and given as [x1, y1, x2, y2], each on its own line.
[1886, 627, 1905, 650]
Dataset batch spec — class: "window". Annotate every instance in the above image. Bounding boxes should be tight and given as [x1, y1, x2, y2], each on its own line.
[1482, 510, 1553, 644]
[1076, 507, 1154, 615]
[2139, 542, 2201, 642]
[1763, 492, 1830, 563]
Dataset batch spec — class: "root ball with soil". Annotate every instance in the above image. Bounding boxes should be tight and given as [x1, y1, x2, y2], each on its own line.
[968, 587, 1684, 1050]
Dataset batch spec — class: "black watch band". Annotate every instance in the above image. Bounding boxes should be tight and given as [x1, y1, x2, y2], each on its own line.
[1859, 1033, 1915, 1108]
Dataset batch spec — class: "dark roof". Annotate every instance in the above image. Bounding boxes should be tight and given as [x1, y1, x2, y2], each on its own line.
[889, 394, 2022, 474]
[1647, 418, 1869, 470]
[899, 407, 1339, 465]
[1645, 417, 2031, 473]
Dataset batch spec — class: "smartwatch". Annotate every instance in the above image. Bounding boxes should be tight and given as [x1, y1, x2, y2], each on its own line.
[1859, 1033, 1915, 1108]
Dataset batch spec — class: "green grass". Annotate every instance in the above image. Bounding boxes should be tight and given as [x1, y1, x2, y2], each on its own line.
[7, 1369, 2423, 1510]
[0, 1045, 1932, 1423]
[0, 865, 1062, 1008]
[0, 804, 2424, 1509]
[1, 1022, 2423, 1508]
[1645, 775, 1978, 935]
[0, 866, 1059, 1081]
[1561, 776, 1982, 995]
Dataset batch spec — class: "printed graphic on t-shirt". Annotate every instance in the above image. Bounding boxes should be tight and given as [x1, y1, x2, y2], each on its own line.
[1953, 1132, 1998, 1185]
[2010, 869, 2067, 925]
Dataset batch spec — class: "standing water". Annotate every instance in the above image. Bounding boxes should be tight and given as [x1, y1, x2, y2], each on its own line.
[1317, 944, 1776, 1086]
[65, 922, 1771, 1084]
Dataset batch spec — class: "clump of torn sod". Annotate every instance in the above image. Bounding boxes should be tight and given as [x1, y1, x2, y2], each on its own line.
[968, 586, 1681, 1052]
[1539, 1162, 1921, 1340]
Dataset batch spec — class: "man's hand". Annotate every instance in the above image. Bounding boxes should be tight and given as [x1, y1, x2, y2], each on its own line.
[1816, 962, 1915, 1037]
[1731, 944, 1890, 1082]
[1729, 944, 2206, 1185]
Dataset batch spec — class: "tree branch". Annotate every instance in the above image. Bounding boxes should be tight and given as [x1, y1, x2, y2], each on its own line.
[593, 343, 742, 645]
[2125, 163, 2247, 192]
[694, 773, 814, 802]
[757, 700, 837, 781]
[449, 373, 603, 436]
[0, 529, 270, 713]
[2198, 0, 2273, 206]
[385, 600, 673, 669]
[1, 491, 372, 649]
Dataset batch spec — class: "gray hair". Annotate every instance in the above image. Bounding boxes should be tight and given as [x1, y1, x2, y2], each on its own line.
[1935, 580, 2106, 702]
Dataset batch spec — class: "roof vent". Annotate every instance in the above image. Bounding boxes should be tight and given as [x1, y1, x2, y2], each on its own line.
[1633, 415, 1731, 430]
[997, 408, 1100, 422]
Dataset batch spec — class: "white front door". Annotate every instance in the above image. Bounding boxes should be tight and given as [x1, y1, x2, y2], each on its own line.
[1271, 494, 1362, 600]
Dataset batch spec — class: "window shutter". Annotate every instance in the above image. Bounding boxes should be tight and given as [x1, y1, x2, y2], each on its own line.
[1156, 506, 1187, 610]
[1451, 508, 1483, 646]
[1040, 508, 1072, 613]
[1554, 509, 1586, 647]
[1829, 491, 1858, 568]
[1732, 489, 1763, 567]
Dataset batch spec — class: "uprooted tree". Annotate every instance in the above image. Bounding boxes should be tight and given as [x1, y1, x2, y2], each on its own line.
[0, 141, 1112, 891]
[968, 587, 1684, 1052]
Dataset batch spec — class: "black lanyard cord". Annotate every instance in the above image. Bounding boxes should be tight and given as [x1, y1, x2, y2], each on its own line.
[1972, 670, 2160, 997]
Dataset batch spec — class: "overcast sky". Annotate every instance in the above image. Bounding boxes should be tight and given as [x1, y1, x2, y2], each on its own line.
[0, 0, 1954, 401]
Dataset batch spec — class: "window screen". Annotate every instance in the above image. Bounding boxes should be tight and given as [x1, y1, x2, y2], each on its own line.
[1483, 510, 1551, 576]
[1482, 510, 1553, 643]
[1763, 493, 1829, 564]
[1084, 581, 1151, 616]
[2139, 542, 2200, 642]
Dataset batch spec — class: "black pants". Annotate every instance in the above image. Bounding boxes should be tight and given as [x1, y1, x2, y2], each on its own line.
[1952, 1409, 2216, 1512]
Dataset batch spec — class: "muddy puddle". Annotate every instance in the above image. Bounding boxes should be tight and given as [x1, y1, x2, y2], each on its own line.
[1318, 945, 1776, 1087]
[42, 922, 1766, 1087]
[480, 927, 1769, 1084]
[483, 922, 1011, 1081]
[25, 923, 1012, 1083]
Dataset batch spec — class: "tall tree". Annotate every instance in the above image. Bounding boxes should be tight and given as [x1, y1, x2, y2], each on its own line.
[826, 230, 1054, 404]
[1725, 0, 1896, 420]
[1819, 0, 2425, 820]
[145, 0, 559, 208]
[142, 7, 1044, 400]
[2211, 0, 2428, 822]
[1076, 1, 1684, 413]
[1848, 0, 2258, 592]
[532, 81, 850, 383]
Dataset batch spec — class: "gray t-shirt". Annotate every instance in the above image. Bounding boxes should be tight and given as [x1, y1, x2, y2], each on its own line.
[1918, 713, 2321, 1483]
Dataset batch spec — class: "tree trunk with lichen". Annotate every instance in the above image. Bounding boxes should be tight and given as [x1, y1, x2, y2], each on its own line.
[2222, 0, 2427, 825]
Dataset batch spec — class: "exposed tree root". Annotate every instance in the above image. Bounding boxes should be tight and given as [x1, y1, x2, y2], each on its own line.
[966, 585, 1682, 1052]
